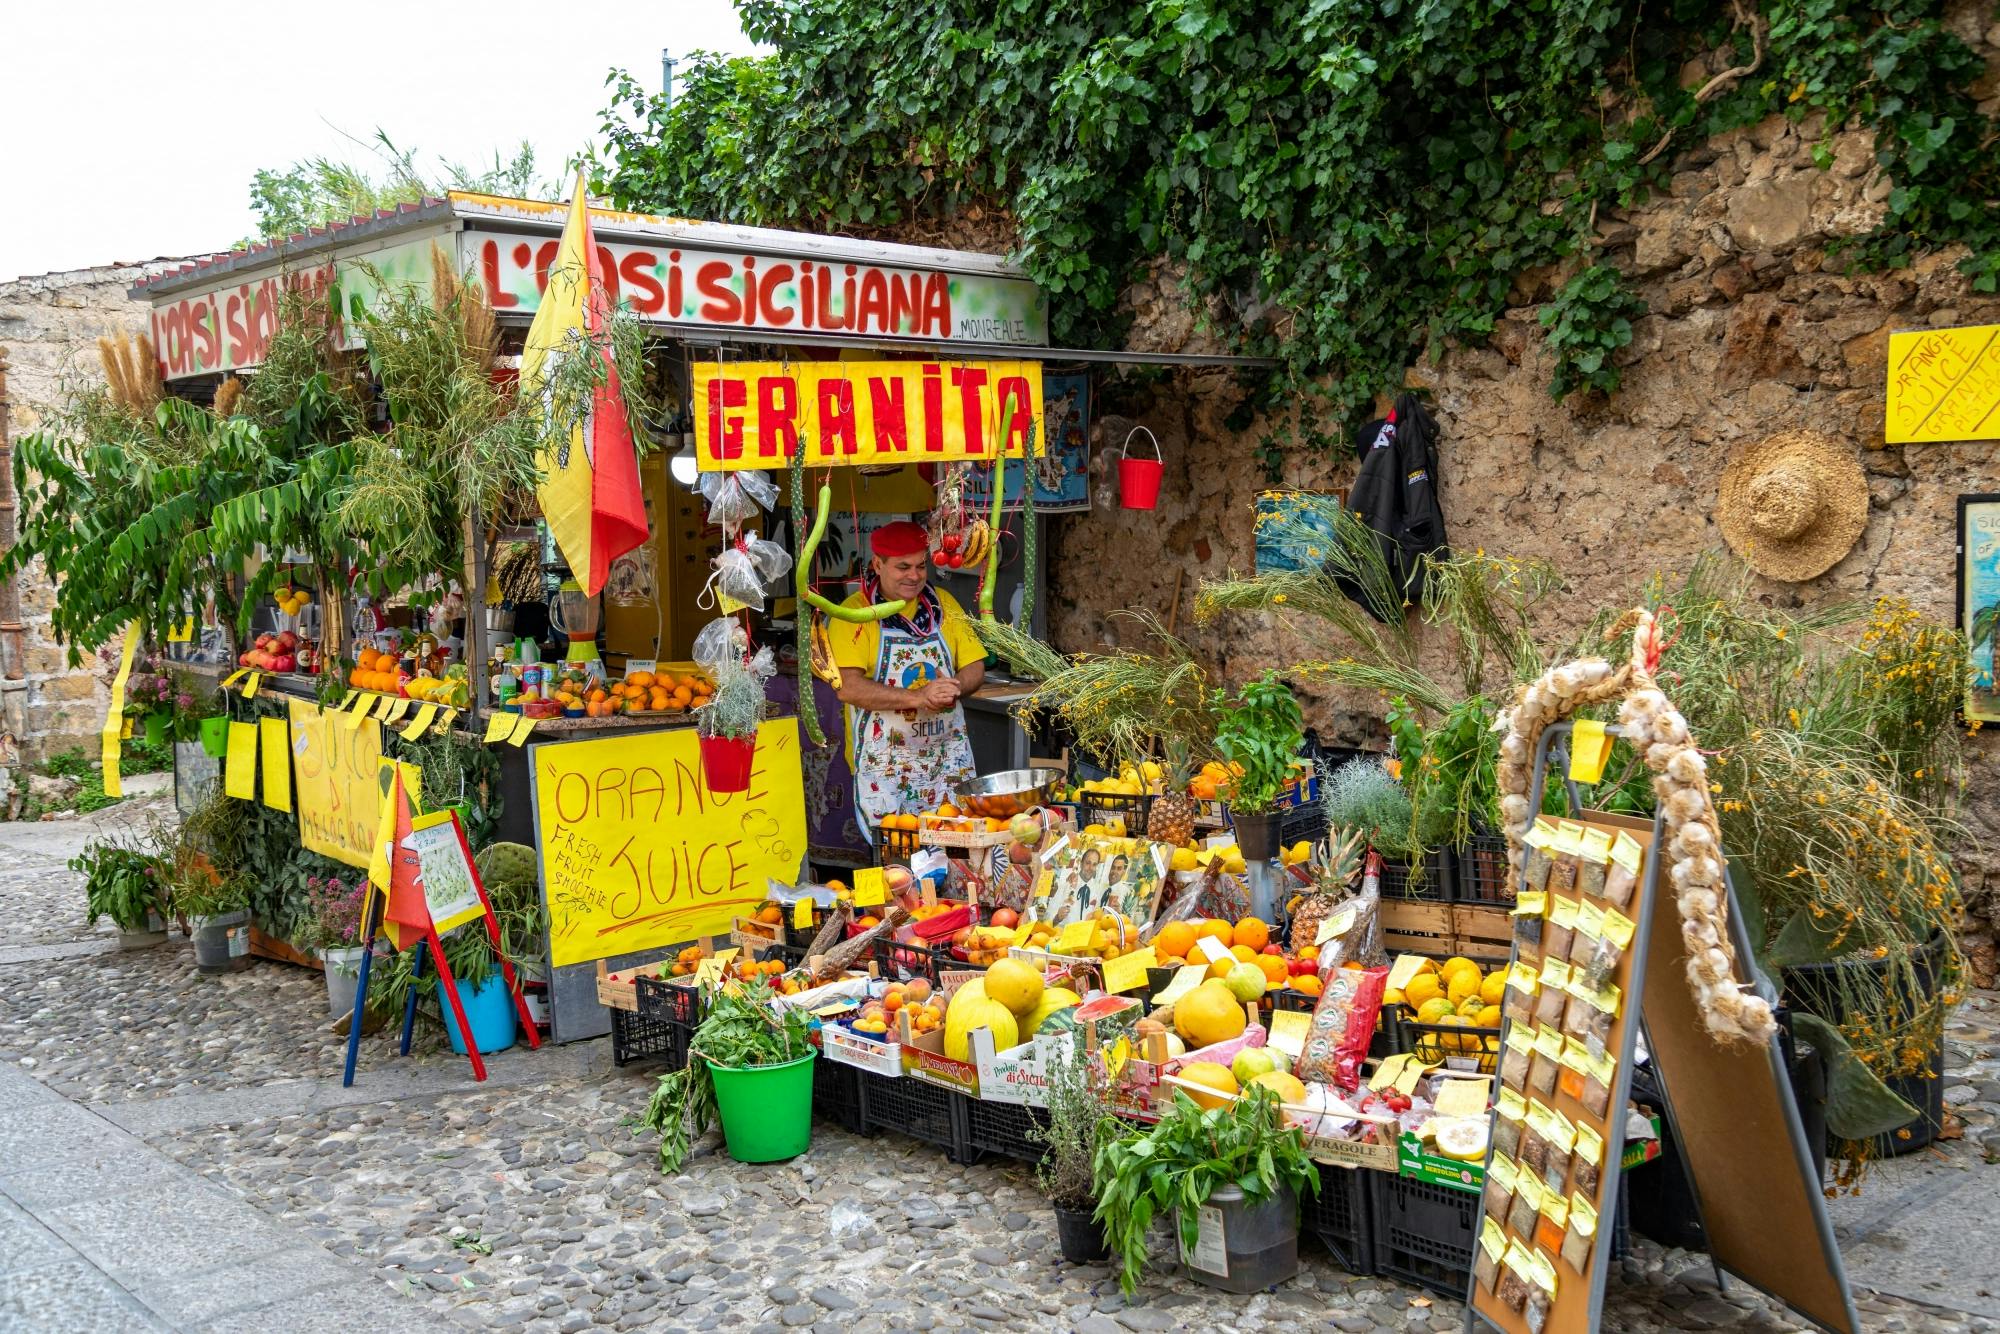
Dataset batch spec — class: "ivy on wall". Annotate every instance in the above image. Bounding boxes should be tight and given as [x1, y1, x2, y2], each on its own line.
[593, 1, 1998, 457]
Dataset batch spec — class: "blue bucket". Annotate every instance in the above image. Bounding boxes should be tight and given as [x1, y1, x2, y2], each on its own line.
[437, 972, 519, 1055]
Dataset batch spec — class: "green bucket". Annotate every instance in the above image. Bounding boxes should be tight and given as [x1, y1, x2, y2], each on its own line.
[706, 1050, 816, 1163]
[144, 712, 169, 747]
[199, 716, 229, 758]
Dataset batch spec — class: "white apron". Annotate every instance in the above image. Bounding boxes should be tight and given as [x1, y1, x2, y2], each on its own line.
[850, 616, 976, 841]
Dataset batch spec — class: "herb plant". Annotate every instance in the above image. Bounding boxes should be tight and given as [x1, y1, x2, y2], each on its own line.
[1092, 1087, 1318, 1297]
[1211, 672, 1304, 816]
[74, 836, 169, 931]
[1321, 758, 1416, 860]
[1027, 1036, 1114, 1212]
[643, 980, 814, 1174]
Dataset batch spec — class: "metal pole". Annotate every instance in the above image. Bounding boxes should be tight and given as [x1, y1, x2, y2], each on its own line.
[0, 350, 28, 774]
[661, 50, 675, 105]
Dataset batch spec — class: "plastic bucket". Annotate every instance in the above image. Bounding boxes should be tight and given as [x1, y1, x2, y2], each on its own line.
[1118, 426, 1164, 510]
[1053, 1204, 1110, 1263]
[144, 712, 169, 747]
[700, 734, 757, 793]
[199, 716, 230, 758]
[438, 972, 519, 1055]
[706, 1050, 816, 1163]
[320, 946, 367, 1018]
[190, 911, 252, 974]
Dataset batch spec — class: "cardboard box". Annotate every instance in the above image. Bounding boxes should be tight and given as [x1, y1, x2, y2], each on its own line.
[897, 969, 988, 1097]
[972, 1027, 1077, 1107]
[1397, 1130, 1484, 1193]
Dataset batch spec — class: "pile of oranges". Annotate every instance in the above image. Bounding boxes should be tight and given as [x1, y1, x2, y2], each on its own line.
[1150, 917, 1326, 997]
[347, 647, 404, 694]
[579, 670, 714, 719]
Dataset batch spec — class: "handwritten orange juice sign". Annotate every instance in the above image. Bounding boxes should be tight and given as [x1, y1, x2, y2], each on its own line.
[531, 718, 807, 968]
[693, 360, 1043, 471]
[1886, 324, 2000, 444]
[288, 698, 385, 869]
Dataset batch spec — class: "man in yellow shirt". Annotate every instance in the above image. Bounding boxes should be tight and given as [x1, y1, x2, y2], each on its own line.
[830, 521, 985, 841]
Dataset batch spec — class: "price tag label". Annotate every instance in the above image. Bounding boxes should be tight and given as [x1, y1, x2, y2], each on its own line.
[1386, 953, 1430, 992]
[1611, 830, 1645, 875]
[1055, 918, 1096, 954]
[793, 896, 815, 930]
[1152, 965, 1207, 1007]
[243, 672, 261, 699]
[1195, 935, 1234, 965]
[483, 712, 516, 744]
[1034, 870, 1054, 899]
[852, 866, 887, 908]
[1269, 1008, 1311, 1059]
[1568, 718, 1612, 784]
[1102, 947, 1157, 994]
[1315, 905, 1355, 946]
[1369, 1053, 1411, 1092]
[1434, 1080, 1488, 1119]
[507, 715, 538, 746]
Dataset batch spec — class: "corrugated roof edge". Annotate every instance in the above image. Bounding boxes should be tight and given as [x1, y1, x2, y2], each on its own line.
[133, 192, 1028, 302]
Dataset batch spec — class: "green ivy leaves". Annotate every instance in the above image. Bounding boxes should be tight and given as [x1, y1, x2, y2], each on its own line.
[1540, 263, 1650, 401]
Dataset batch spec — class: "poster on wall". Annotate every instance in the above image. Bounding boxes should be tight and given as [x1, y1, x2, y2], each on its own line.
[1959, 494, 2000, 723]
[530, 718, 809, 968]
[962, 373, 1092, 513]
[1254, 489, 1341, 574]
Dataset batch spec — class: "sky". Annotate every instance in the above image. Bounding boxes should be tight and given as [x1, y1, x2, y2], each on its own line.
[0, 0, 759, 281]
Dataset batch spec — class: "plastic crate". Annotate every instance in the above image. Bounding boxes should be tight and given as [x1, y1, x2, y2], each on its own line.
[966, 1099, 1051, 1165]
[876, 823, 921, 863]
[870, 935, 960, 984]
[1373, 1171, 1480, 1298]
[813, 1053, 870, 1134]
[609, 1007, 691, 1070]
[1375, 851, 1450, 901]
[633, 973, 703, 1026]
[1279, 800, 1328, 848]
[1076, 790, 1146, 831]
[859, 1067, 974, 1162]
[1392, 1009, 1501, 1076]
[1300, 1162, 1377, 1275]
[1450, 832, 1513, 904]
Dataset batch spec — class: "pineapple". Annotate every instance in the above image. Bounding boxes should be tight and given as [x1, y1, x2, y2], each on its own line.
[1146, 741, 1198, 847]
[1289, 826, 1367, 946]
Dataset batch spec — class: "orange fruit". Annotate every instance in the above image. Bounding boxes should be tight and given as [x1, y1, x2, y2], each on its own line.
[1200, 919, 1235, 949]
[628, 671, 655, 689]
[1230, 944, 1257, 963]
[1232, 918, 1271, 952]
[1153, 921, 1197, 960]
[1256, 954, 1289, 986]
[587, 688, 607, 704]
[1291, 973, 1324, 997]
[1207, 956, 1237, 981]
[1175, 1061, 1239, 1110]
[672, 686, 693, 703]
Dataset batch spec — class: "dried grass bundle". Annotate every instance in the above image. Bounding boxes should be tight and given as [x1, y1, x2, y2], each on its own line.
[96, 333, 161, 416]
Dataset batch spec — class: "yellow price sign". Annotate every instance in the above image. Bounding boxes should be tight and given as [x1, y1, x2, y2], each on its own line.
[1101, 947, 1158, 994]
[793, 896, 815, 930]
[852, 866, 887, 908]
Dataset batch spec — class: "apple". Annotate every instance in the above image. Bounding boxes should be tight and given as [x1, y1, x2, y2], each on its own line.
[990, 908, 1020, 929]
[1232, 1046, 1279, 1086]
[1288, 958, 1315, 976]
[1008, 812, 1044, 848]
[1262, 944, 1284, 956]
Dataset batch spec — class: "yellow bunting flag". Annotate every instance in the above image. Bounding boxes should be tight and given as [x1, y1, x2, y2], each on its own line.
[401, 703, 440, 742]
[224, 721, 258, 800]
[259, 717, 291, 812]
[99, 622, 141, 800]
[507, 715, 538, 746]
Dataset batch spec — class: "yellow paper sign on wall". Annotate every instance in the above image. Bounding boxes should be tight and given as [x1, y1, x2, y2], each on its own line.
[693, 360, 1045, 471]
[224, 721, 259, 800]
[1886, 325, 2000, 443]
[259, 717, 292, 812]
[288, 698, 386, 869]
[532, 718, 808, 969]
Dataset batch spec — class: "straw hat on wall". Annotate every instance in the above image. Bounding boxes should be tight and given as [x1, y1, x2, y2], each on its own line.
[1716, 429, 1868, 582]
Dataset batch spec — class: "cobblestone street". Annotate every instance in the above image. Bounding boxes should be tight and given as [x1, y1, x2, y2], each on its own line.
[2, 801, 1997, 1333]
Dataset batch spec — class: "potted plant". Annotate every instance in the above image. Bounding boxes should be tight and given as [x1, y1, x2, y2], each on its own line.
[1094, 1086, 1318, 1295]
[1211, 672, 1305, 861]
[74, 837, 170, 948]
[173, 859, 253, 974]
[301, 874, 370, 1017]
[428, 843, 547, 1056]
[643, 979, 816, 1172]
[1028, 1036, 1117, 1262]
[694, 656, 767, 793]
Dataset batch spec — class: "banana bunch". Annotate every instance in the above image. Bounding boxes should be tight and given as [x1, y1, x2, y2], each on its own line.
[933, 519, 991, 570]
[808, 615, 844, 689]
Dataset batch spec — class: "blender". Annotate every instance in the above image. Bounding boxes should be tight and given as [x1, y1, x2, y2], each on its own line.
[549, 579, 605, 684]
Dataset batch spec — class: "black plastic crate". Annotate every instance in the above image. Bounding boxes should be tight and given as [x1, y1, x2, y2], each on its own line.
[1279, 800, 1328, 848]
[1450, 832, 1514, 904]
[1392, 1010, 1501, 1076]
[1300, 1163, 1377, 1275]
[858, 1070, 973, 1161]
[812, 1053, 870, 1134]
[633, 973, 703, 1025]
[609, 1007, 691, 1070]
[1076, 789, 1146, 832]
[869, 935, 963, 984]
[1373, 1172, 1480, 1298]
[1376, 850, 1451, 901]
[875, 823, 920, 863]
[966, 1098, 1050, 1165]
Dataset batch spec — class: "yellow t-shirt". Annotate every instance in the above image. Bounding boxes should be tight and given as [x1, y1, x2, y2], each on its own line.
[830, 587, 986, 682]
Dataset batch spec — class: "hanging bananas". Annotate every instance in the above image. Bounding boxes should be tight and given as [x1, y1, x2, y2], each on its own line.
[956, 520, 991, 568]
[808, 614, 844, 690]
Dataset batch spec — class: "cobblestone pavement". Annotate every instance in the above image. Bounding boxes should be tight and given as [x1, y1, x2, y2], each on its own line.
[1, 805, 1996, 1332]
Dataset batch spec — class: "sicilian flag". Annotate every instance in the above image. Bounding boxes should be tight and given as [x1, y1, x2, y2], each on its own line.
[520, 172, 650, 595]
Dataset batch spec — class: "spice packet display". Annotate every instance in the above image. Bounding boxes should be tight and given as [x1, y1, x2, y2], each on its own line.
[1520, 818, 1560, 894]
[1530, 1024, 1565, 1096]
[1576, 826, 1614, 900]
[1582, 906, 1637, 993]
[1562, 983, 1599, 1041]
[1476, 1217, 1507, 1294]
[1504, 958, 1540, 1024]
[1572, 1123, 1604, 1197]
[1558, 1035, 1592, 1103]
[1507, 1169, 1545, 1240]
[1493, 1087, 1528, 1157]
[1562, 1193, 1599, 1274]
[1568, 898, 1604, 967]
[1546, 820, 1585, 897]
[1534, 1187, 1571, 1255]
[1604, 830, 1645, 910]
[1512, 889, 1548, 953]
[1581, 1047, 1618, 1119]
[1499, 1243, 1536, 1313]
[1540, 1105, 1577, 1195]
[1524, 1252, 1559, 1334]
[1584, 982, 1621, 1062]
[1517, 1105, 1550, 1177]
[1501, 1024, 1535, 1091]
[1544, 893, 1578, 959]
[1535, 957, 1572, 1025]
[1484, 1152, 1518, 1223]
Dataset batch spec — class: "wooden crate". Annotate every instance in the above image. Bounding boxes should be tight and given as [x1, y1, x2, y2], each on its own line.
[1379, 900, 1452, 957]
[595, 959, 670, 1012]
[1450, 903, 1513, 967]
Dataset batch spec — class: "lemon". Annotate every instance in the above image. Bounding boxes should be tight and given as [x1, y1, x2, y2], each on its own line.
[1403, 973, 1443, 1009]
[1417, 997, 1457, 1024]
[1446, 970, 1481, 1005]
[1479, 971, 1507, 1006]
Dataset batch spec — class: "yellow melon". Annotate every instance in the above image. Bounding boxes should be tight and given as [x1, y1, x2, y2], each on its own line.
[1248, 1071, 1309, 1106]
[1177, 1061, 1239, 1110]
[1173, 981, 1248, 1049]
[984, 958, 1045, 1017]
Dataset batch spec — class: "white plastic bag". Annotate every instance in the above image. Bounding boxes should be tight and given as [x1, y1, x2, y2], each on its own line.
[691, 617, 748, 673]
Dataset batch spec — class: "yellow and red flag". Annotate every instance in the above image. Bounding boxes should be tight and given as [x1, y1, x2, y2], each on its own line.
[521, 172, 650, 596]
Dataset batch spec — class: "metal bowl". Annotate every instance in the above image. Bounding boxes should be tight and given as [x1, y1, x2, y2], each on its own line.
[954, 766, 1067, 818]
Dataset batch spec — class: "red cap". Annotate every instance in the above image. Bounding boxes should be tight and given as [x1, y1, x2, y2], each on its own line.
[870, 521, 929, 559]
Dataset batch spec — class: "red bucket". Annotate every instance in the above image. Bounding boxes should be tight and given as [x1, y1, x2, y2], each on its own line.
[1118, 426, 1163, 510]
[699, 734, 757, 792]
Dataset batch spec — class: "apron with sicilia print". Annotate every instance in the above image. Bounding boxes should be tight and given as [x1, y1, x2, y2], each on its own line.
[850, 617, 975, 841]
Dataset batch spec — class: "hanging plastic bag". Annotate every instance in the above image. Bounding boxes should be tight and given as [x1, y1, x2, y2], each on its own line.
[743, 533, 794, 588]
[692, 617, 749, 673]
[699, 470, 777, 531]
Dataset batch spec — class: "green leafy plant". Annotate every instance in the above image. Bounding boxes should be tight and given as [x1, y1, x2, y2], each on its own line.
[1028, 1036, 1116, 1211]
[74, 835, 169, 931]
[1386, 694, 1502, 848]
[1211, 672, 1304, 815]
[1321, 757, 1416, 859]
[1092, 1087, 1318, 1296]
[1540, 263, 1649, 401]
[642, 981, 814, 1174]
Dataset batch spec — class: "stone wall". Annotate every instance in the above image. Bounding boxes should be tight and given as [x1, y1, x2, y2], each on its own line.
[0, 261, 189, 764]
[1044, 37, 2000, 980]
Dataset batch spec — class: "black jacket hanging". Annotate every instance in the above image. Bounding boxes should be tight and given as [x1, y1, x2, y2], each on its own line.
[1334, 392, 1447, 621]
